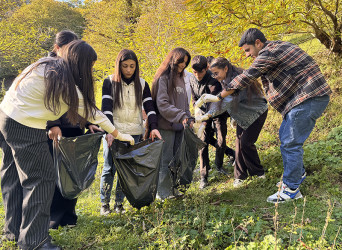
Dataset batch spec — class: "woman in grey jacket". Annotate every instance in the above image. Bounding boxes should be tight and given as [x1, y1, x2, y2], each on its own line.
[151, 47, 193, 200]
[196, 57, 268, 188]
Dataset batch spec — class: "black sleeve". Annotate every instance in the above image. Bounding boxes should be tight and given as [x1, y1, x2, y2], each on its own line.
[46, 119, 62, 130]
[189, 75, 199, 107]
[142, 81, 158, 131]
[208, 78, 222, 95]
[101, 78, 114, 124]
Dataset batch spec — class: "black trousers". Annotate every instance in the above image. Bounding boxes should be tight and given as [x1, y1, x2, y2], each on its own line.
[208, 136, 235, 158]
[234, 110, 268, 180]
[48, 127, 83, 229]
[199, 112, 229, 179]
[0, 111, 55, 249]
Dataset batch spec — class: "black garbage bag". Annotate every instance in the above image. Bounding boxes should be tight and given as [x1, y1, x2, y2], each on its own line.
[53, 132, 103, 199]
[168, 126, 206, 189]
[110, 139, 163, 209]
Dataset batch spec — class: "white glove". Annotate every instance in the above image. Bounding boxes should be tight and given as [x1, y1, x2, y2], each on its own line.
[195, 95, 205, 108]
[194, 106, 203, 121]
[195, 94, 220, 108]
[116, 131, 135, 145]
[195, 113, 211, 123]
[202, 93, 220, 103]
[197, 123, 206, 138]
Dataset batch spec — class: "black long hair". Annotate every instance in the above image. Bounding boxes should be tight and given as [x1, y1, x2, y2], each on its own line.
[151, 47, 191, 100]
[60, 40, 98, 126]
[111, 49, 142, 110]
[15, 40, 98, 127]
[210, 57, 264, 109]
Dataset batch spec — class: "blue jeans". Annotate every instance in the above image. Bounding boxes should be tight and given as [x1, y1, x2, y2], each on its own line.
[100, 134, 141, 205]
[279, 95, 329, 189]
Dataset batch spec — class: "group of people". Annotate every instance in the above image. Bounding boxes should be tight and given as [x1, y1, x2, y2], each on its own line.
[0, 28, 331, 249]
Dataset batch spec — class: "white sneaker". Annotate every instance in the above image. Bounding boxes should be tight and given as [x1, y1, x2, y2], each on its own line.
[233, 179, 244, 188]
[267, 184, 303, 203]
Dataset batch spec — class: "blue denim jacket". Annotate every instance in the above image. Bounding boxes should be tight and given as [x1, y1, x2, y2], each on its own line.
[208, 88, 268, 130]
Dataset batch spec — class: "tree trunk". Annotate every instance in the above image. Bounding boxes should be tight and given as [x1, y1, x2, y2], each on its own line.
[313, 28, 342, 55]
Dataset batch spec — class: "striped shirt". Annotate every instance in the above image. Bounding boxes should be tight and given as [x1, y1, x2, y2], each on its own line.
[101, 77, 158, 131]
[228, 41, 332, 116]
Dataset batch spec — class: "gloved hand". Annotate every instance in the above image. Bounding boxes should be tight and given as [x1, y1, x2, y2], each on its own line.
[116, 131, 135, 145]
[197, 123, 206, 138]
[195, 94, 220, 107]
[195, 96, 205, 108]
[195, 113, 211, 123]
[203, 93, 220, 103]
[194, 106, 203, 121]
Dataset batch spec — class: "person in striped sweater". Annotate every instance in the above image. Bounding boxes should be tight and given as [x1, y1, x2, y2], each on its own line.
[100, 49, 161, 215]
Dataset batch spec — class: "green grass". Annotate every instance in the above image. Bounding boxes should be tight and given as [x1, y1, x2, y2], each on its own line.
[0, 126, 340, 249]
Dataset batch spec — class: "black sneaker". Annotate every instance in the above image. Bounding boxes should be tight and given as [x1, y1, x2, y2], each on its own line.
[113, 203, 125, 214]
[199, 177, 208, 189]
[100, 204, 111, 216]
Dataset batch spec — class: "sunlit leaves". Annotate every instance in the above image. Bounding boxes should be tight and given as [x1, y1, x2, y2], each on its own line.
[81, 0, 139, 76]
[0, 0, 84, 77]
[184, 0, 342, 58]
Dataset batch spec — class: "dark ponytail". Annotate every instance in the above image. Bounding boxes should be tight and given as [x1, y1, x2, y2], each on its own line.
[50, 30, 78, 57]
[210, 57, 264, 99]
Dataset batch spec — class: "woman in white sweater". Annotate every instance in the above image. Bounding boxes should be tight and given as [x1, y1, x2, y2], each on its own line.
[0, 40, 134, 250]
[100, 49, 161, 215]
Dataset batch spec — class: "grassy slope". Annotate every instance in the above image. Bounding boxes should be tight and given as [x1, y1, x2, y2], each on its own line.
[0, 39, 341, 249]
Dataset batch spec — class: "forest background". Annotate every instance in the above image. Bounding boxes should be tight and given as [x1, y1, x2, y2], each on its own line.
[0, 0, 341, 249]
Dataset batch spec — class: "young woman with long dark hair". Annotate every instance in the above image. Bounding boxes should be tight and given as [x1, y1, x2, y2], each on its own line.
[100, 49, 161, 215]
[151, 47, 193, 200]
[196, 57, 268, 188]
[47, 30, 103, 230]
[0, 40, 134, 250]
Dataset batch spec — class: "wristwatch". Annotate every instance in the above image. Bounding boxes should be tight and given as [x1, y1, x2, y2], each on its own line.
[217, 93, 223, 100]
